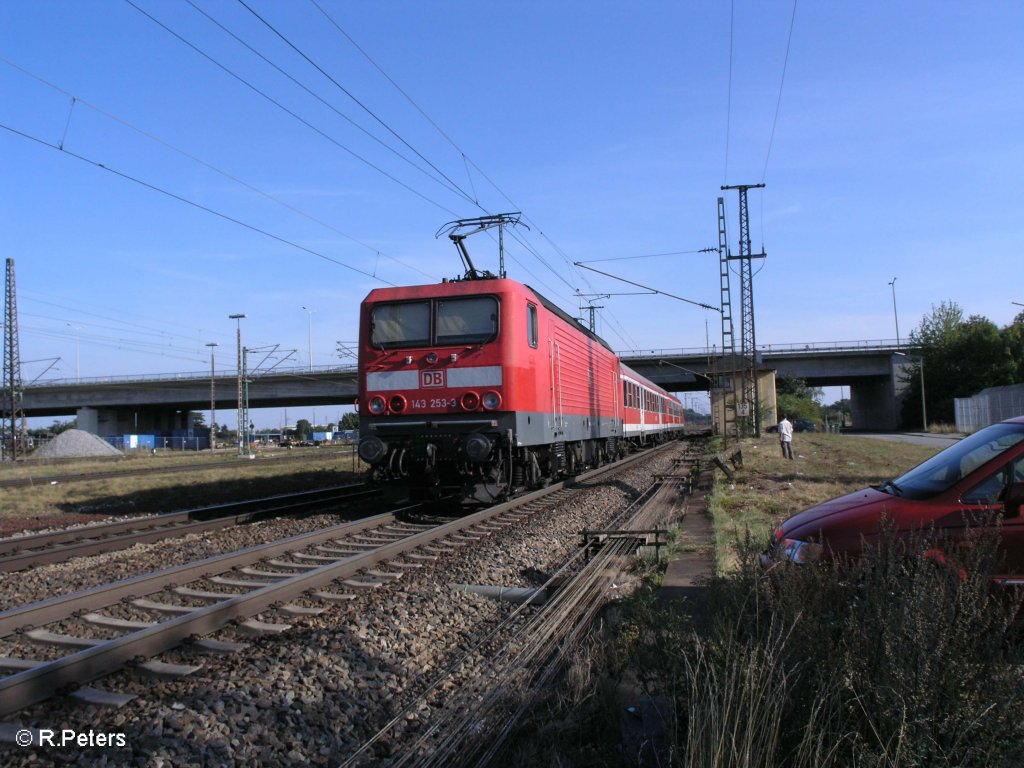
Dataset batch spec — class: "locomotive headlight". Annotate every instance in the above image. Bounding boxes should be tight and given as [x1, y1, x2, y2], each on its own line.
[368, 396, 387, 415]
[463, 433, 492, 462]
[426, 352, 438, 364]
[389, 394, 408, 414]
[481, 391, 502, 410]
[460, 391, 480, 411]
[357, 435, 387, 464]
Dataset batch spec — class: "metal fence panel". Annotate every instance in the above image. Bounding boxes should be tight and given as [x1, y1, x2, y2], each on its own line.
[955, 385, 1024, 432]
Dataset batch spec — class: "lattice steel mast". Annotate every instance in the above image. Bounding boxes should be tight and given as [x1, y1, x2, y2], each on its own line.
[2, 258, 25, 460]
[716, 197, 737, 442]
[721, 183, 766, 437]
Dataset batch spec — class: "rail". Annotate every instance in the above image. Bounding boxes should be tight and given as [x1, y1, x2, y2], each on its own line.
[0, 483, 376, 571]
[0, 444, 668, 718]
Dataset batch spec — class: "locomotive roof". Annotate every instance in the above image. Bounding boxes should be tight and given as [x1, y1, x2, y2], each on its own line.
[363, 277, 615, 354]
[523, 283, 614, 354]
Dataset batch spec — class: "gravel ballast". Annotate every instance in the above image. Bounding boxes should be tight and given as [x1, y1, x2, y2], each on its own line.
[0, 446, 687, 766]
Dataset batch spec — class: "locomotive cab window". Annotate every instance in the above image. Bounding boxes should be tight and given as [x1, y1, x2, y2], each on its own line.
[436, 297, 498, 345]
[370, 302, 430, 348]
[527, 303, 538, 348]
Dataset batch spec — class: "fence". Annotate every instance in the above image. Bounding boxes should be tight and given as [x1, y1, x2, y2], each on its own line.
[955, 384, 1024, 433]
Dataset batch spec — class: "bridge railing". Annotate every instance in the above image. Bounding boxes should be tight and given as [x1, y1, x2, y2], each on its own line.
[26, 340, 910, 389]
[26, 363, 359, 389]
[619, 339, 907, 358]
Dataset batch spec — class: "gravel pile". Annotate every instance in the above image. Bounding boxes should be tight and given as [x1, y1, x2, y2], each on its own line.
[1, 446, 686, 767]
[33, 429, 123, 459]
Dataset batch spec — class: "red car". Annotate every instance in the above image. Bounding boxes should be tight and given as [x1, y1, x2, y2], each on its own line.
[764, 417, 1024, 582]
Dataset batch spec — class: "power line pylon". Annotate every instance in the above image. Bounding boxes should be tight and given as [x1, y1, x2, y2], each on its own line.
[2, 258, 26, 460]
[716, 197, 737, 443]
[721, 183, 766, 437]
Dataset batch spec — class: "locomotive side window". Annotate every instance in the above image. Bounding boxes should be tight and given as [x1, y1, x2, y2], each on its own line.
[527, 303, 538, 348]
[436, 297, 498, 345]
[370, 302, 430, 348]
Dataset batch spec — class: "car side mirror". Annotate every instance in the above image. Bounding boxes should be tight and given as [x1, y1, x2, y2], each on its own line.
[1004, 482, 1024, 518]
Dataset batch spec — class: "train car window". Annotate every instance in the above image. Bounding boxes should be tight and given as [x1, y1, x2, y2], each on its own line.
[527, 303, 538, 348]
[370, 302, 430, 348]
[436, 297, 498, 345]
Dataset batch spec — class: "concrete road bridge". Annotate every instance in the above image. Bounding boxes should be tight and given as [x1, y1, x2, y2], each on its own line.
[17, 339, 917, 435]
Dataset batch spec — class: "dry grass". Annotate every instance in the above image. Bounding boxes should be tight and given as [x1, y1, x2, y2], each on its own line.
[492, 434, 1024, 768]
[711, 432, 938, 571]
[0, 447, 366, 532]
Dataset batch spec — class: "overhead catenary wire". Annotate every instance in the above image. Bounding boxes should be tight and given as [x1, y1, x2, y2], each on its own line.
[310, 3, 631, 318]
[0, 56, 437, 282]
[122, 0, 462, 220]
[126, 1, 587, 305]
[723, 0, 735, 184]
[182, 0, 471, 216]
[180, 0, 629, 337]
[0, 120, 399, 285]
[761, 0, 798, 184]
[235, 0, 481, 209]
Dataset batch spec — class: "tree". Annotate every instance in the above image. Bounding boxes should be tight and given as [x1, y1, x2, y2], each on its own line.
[775, 374, 822, 423]
[824, 398, 851, 428]
[903, 302, 1016, 426]
[295, 419, 312, 439]
[338, 412, 359, 430]
[1003, 311, 1024, 383]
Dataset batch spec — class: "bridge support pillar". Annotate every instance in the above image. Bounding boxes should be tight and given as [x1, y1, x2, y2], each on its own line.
[849, 368, 909, 430]
[76, 407, 197, 438]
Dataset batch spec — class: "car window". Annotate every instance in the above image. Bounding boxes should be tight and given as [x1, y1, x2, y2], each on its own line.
[961, 455, 1024, 505]
[962, 469, 1008, 505]
[890, 422, 1024, 500]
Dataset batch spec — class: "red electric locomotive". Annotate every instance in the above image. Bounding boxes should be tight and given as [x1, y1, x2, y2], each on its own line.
[356, 275, 684, 503]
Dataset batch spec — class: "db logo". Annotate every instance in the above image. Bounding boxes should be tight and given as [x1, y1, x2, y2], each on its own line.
[421, 370, 446, 388]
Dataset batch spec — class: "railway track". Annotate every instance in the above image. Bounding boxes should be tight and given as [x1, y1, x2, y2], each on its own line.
[0, 445, 672, 721]
[0, 440, 708, 766]
[0, 483, 378, 573]
[351, 443, 703, 766]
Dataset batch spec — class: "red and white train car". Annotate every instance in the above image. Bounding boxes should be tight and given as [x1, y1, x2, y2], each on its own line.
[357, 277, 683, 502]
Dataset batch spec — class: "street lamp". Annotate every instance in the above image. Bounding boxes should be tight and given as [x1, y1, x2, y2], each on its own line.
[894, 352, 927, 432]
[205, 342, 219, 450]
[888, 277, 900, 347]
[67, 323, 81, 382]
[228, 314, 247, 456]
[301, 306, 315, 372]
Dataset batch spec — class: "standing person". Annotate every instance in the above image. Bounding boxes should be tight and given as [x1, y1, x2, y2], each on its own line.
[778, 415, 794, 460]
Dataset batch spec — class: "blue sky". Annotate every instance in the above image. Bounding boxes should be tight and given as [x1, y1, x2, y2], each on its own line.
[3, 1, 1022, 427]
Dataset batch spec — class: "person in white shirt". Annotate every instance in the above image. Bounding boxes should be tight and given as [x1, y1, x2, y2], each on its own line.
[778, 416, 794, 460]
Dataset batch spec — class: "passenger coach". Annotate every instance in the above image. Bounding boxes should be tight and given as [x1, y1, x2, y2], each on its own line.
[357, 277, 683, 503]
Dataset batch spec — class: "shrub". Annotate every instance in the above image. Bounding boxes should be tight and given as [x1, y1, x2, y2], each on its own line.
[621, 528, 1024, 767]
